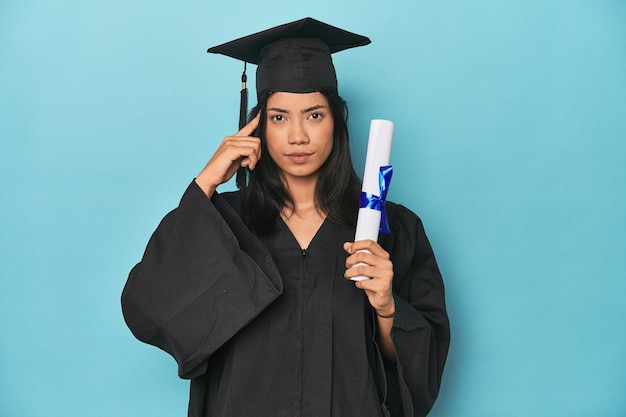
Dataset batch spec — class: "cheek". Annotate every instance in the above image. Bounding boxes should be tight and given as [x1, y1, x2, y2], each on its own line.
[321, 125, 334, 154]
[264, 125, 281, 160]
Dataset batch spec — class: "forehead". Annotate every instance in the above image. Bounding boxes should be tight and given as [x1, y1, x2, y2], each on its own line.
[266, 92, 329, 110]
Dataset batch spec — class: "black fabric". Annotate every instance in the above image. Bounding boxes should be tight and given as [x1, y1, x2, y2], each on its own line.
[207, 17, 370, 99]
[122, 181, 450, 417]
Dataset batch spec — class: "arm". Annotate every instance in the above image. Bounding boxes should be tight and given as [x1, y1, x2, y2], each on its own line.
[382, 203, 450, 417]
[122, 113, 275, 378]
[344, 203, 450, 416]
[121, 181, 282, 379]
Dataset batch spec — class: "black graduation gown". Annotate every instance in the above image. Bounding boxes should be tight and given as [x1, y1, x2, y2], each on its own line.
[122, 181, 449, 417]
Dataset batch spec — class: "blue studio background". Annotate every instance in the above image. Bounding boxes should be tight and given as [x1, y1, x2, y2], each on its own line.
[1, 1, 625, 416]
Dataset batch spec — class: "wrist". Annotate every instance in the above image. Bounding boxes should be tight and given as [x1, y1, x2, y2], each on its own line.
[194, 177, 217, 198]
[374, 301, 395, 319]
[375, 309, 395, 319]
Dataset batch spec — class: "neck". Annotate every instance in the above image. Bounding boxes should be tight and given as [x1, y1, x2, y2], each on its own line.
[282, 175, 323, 218]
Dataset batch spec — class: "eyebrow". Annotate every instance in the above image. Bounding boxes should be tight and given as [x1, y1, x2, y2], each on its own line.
[267, 104, 328, 114]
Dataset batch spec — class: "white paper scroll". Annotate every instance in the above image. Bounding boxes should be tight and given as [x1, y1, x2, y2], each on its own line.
[351, 119, 394, 281]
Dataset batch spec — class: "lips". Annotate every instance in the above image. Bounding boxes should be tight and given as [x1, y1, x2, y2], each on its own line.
[286, 152, 313, 163]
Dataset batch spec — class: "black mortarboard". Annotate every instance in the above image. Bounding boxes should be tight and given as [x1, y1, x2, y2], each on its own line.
[208, 17, 370, 101]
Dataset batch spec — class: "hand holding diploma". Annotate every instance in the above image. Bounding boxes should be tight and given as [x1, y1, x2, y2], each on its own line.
[344, 240, 394, 313]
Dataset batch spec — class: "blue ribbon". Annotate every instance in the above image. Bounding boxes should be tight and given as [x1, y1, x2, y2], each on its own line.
[359, 165, 393, 234]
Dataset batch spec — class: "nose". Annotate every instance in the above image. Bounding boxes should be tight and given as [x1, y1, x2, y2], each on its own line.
[288, 120, 309, 145]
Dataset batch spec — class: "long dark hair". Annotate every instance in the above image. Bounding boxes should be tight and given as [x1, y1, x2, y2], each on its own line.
[240, 91, 361, 234]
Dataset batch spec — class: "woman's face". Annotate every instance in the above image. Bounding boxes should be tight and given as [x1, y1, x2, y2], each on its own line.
[264, 91, 334, 185]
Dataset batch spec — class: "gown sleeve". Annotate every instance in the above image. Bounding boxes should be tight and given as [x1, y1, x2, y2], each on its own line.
[380, 203, 451, 417]
[121, 181, 283, 379]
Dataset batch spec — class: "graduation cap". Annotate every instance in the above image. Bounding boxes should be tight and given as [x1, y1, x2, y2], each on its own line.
[207, 17, 370, 187]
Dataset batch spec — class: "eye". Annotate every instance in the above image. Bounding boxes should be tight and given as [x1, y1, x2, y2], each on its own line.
[270, 114, 285, 122]
[308, 112, 324, 121]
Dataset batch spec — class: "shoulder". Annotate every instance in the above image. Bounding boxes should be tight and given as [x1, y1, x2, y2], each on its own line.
[379, 200, 432, 259]
[380, 201, 442, 291]
[385, 200, 423, 229]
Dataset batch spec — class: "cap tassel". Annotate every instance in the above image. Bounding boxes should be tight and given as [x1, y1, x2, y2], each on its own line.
[236, 62, 248, 189]
[238, 62, 248, 129]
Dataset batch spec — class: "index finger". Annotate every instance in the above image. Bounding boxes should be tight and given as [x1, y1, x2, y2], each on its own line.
[348, 240, 390, 258]
[235, 112, 261, 137]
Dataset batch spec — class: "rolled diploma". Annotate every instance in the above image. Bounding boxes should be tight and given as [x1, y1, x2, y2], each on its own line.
[351, 119, 394, 281]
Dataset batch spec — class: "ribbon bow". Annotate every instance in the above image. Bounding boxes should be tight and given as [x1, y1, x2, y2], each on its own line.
[359, 165, 393, 234]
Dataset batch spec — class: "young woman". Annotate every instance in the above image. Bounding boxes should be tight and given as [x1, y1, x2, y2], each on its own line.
[122, 18, 450, 417]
